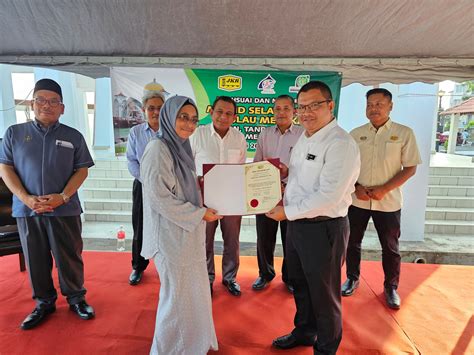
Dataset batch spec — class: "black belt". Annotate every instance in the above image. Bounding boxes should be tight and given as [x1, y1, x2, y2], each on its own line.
[298, 216, 339, 223]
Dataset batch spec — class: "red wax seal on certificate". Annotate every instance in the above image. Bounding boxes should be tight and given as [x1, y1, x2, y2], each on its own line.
[250, 199, 259, 208]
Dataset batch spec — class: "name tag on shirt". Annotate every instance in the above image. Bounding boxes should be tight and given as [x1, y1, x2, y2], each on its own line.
[306, 153, 316, 161]
[56, 140, 74, 149]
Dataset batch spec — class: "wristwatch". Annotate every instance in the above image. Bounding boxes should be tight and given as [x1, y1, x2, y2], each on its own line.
[60, 192, 70, 203]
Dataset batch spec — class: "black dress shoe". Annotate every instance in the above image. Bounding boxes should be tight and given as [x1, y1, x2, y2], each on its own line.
[20, 306, 56, 330]
[341, 278, 360, 296]
[384, 287, 401, 309]
[223, 280, 241, 296]
[129, 270, 143, 285]
[70, 301, 95, 320]
[272, 333, 314, 349]
[252, 276, 269, 291]
[285, 283, 294, 294]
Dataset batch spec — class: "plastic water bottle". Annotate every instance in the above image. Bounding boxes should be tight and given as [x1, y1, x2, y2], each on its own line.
[116, 225, 126, 251]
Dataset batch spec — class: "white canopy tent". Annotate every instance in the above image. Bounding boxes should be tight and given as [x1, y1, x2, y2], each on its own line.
[1, 0, 472, 242]
[0, 0, 473, 85]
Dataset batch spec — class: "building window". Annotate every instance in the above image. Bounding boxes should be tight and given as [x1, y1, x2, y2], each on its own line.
[11, 72, 35, 123]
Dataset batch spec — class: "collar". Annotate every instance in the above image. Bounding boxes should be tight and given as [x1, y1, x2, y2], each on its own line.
[210, 123, 230, 139]
[369, 118, 392, 132]
[305, 118, 338, 140]
[33, 118, 60, 131]
[273, 123, 295, 135]
[144, 122, 158, 133]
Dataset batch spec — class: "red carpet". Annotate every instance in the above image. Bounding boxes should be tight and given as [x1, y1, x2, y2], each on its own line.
[0, 252, 472, 354]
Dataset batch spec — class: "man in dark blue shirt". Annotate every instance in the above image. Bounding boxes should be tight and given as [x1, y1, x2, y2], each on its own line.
[0, 79, 95, 330]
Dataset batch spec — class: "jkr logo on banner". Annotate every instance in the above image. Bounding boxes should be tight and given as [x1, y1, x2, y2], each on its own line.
[218, 75, 242, 92]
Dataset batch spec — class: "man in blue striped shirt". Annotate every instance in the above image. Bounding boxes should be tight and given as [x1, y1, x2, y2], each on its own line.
[126, 90, 165, 285]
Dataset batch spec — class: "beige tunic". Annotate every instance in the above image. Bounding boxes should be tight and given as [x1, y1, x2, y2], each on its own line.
[141, 139, 218, 355]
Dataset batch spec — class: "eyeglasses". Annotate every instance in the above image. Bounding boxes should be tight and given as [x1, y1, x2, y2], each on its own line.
[177, 113, 199, 125]
[296, 100, 330, 113]
[33, 97, 63, 107]
[146, 106, 162, 112]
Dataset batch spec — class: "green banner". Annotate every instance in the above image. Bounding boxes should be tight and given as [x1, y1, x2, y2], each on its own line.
[111, 67, 341, 156]
[186, 69, 342, 155]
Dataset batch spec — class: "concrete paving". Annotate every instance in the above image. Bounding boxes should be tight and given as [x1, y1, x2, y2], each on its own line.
[430, 152, 474, 167]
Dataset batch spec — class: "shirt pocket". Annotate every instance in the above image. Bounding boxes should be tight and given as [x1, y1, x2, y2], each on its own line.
[55, 144, 75, 162]
[227, 148, 242, 163]
[299, 157, 323, 188]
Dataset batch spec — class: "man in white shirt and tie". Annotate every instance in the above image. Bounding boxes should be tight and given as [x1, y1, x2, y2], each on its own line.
[190, 96, 247, 296]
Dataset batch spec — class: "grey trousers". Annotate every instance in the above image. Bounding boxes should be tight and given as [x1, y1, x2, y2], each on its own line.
[206, 215, 242, 283]
[17, 216, 86, 308]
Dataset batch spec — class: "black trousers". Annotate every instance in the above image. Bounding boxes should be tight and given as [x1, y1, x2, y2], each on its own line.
[346, 205, 401, 288]
[255, 214, 288, 283]
[131, 179, 149, 272]
[17, 216, 86, 308]
[286, 217, 349, 355]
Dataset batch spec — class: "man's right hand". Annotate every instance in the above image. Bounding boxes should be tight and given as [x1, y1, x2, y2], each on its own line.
[203, 208, 223, 222]
[1, 165, 53, 214]
[354, 184, 370, 201]
[266, 205, 287, 221]
[22, 195, 53, 214]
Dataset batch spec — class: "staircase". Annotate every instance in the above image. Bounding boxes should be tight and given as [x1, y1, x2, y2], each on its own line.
[82, 159, 133, 223]
[82, 159, 474, 235]
[425, 167, 473, 235]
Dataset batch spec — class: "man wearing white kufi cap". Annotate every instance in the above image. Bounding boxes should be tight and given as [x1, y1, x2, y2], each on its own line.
[126, 80, 166, 285]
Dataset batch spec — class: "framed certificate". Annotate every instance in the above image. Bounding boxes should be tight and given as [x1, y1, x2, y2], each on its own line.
[203, 159, 282, 216]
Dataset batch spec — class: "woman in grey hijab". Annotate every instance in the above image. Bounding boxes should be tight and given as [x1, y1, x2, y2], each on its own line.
[140, 96, 221, 355]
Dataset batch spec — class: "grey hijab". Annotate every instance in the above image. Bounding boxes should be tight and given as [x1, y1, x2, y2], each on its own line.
[157, 96, 201, 206]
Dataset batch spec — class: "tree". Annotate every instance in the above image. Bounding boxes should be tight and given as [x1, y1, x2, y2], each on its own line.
[462, 80, 474, 100]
